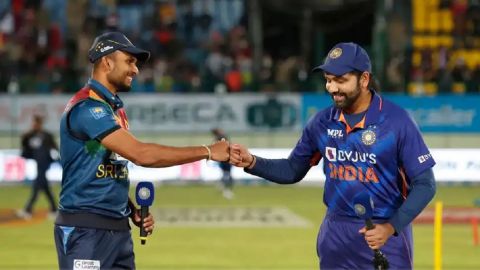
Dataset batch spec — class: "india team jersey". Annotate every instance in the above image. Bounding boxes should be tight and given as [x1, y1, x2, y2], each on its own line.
[291, 91, 435, 219]
[58, 79, 131, 218]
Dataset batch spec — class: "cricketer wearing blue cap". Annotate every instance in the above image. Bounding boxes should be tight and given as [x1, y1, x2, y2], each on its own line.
[54, 32, 230, 270]
[230, 42, 436, 269]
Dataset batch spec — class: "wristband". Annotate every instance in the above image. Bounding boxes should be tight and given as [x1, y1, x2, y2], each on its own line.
[202, 144, 211, 161]
[247, 155, 256, 168]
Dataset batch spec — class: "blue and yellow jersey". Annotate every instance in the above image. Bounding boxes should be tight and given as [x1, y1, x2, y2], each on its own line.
[58, 79, 131, 218]
[291, 91, 435, 219]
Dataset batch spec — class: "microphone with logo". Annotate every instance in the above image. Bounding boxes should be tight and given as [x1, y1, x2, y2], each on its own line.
[135, 181, 154, 245]
[353, 192, 389, 270]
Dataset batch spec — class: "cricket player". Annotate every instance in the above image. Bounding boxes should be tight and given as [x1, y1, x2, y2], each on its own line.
[230, 42, 436, 269]
[54, 32, 229, 270]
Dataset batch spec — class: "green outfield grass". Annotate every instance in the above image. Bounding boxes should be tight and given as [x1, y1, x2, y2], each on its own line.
[0, 184, 479, 269]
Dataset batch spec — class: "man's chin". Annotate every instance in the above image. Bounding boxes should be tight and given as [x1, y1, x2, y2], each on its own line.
[117, 85, 132, 92]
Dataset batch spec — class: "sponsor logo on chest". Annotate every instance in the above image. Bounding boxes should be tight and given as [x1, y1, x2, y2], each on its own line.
[327, 129, 344, 139]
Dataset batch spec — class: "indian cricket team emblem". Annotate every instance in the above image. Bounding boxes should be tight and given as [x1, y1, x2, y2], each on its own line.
[361, 130, 376, 145]
[329, 48, 342, 59]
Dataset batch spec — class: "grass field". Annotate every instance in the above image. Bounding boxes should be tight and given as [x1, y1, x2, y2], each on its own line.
[0, 183, 479, 270]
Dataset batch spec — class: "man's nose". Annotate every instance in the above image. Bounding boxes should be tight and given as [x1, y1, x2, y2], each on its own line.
[327, 83, 338, 94]
[132, 65, 139, 76]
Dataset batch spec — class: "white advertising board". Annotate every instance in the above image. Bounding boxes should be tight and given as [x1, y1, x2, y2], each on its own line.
[0, 149, 479, 183]
[0, 94, 301, 133]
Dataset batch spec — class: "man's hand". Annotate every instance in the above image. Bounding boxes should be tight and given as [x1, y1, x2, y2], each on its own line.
[229, 143, 255, 168]
[130, 208, 155, 235]
[359, 222, 395, 250]
[209, 139, 230, 162]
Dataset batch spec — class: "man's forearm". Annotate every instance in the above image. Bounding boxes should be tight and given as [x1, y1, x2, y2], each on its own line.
[388, 168, 436, 233]
[245, 156, 310, 184]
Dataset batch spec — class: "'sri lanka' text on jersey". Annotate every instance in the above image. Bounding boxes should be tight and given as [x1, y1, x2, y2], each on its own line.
[58, 79, 131, 218]
[291, 91, 435, 218]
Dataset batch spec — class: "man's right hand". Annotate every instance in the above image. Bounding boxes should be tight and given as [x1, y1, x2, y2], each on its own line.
[229, 143, 255, 168]
[209, 140, 230, 162]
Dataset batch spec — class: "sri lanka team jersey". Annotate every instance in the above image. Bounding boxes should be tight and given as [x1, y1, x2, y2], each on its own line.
[58, 79, 131, 218]
[291, 91, 435, 219]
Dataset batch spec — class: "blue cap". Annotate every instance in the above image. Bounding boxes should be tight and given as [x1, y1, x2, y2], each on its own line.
[88, 32, 150, 63]
[312, 42, 371, 76]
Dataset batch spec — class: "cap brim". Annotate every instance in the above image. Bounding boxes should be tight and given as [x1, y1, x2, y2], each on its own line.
[121, 47, 150, 62]
[312, 64, 353, 76]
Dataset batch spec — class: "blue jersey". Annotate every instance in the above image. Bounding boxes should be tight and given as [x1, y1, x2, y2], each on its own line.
[58, 79, 131, 218]
[291, 91, 435, 219]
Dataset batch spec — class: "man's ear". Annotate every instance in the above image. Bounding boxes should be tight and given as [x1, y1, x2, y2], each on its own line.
[361, 72, 370, 88]
[103, 56, 113, 72]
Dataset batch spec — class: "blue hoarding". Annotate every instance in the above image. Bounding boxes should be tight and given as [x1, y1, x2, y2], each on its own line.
[302, 94, 480, 132]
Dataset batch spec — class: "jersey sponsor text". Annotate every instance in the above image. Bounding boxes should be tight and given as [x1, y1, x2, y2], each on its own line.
[325, 147, 377, 164]
[328, 163, 379, 183]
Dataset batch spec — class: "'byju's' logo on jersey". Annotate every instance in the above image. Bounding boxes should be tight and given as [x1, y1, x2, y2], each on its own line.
[327, 129, 344, 139]
[325, 147, 377, 164]
[89, 107, 107, 120]
[325, 147, 337, 161]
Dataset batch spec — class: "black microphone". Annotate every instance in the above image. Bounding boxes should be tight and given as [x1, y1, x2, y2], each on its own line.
[353, 192, 389, 270]
[135, 181, 154, 245]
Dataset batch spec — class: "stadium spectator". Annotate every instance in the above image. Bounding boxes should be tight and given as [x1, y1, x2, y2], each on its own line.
[211, 128, 234, 199]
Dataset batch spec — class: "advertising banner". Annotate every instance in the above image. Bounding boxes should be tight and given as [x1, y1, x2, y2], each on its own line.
[1, 148, 479, 183]
[0, 94, 301, 133]
[302, 94, 480, 132]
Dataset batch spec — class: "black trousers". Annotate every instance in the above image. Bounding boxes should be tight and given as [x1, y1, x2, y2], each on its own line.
[25, 167, 57, 213]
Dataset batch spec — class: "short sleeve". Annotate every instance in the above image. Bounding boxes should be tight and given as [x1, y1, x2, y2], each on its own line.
[69, 100, 121, 141]
[398, 111, 435, 178]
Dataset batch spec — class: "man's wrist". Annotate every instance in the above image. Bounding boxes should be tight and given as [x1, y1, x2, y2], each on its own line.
[202, 144, 211, 161]
[247, 155, 256, 169]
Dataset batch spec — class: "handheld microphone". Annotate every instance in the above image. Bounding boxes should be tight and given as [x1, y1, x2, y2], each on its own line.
[353, 192, 389, 270]
[135, 181, 154, 245]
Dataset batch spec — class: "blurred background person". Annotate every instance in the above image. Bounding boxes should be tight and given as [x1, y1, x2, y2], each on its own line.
[16, 114, 58, 220]
[211, 128, 234, 199]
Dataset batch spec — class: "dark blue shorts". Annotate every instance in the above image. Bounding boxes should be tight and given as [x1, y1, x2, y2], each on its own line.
[317, 213, 413, 270]
[54, 225, 135, 270]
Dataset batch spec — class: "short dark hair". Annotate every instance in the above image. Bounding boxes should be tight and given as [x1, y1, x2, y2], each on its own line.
[33, 114, 44, 124]
[351, 71, 380, 91]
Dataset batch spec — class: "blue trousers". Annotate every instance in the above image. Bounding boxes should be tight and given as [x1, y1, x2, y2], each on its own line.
[54, 225, 135, 270]
[317, 213, 413, 270]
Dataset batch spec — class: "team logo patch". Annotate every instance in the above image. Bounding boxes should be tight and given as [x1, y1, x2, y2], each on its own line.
[361, 130, 376, 145]
[89, 107, 107, 120]
[73, 259, 100, 270]
[329, 48, 342, 59]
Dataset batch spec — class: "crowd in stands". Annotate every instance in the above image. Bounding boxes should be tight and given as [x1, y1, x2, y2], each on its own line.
[2, 0, 480, 94]
[0, 0, 271, 94]
[386, 0, 480, 94]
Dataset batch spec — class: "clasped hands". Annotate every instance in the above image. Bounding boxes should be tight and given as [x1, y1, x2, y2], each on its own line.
[208, 139, 254, 168]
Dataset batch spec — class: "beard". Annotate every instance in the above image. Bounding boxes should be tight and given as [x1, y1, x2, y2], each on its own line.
[331, 83, 361, 110]
[108, 72, 132, 92]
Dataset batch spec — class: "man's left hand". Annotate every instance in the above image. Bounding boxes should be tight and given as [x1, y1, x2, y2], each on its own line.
[359, 222, 395, 250]
[130, 209, 155, 235]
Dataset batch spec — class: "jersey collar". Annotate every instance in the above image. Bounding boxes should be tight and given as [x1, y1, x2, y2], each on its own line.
[87, 78, 124, 110]
[330, 89, 383, 132]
